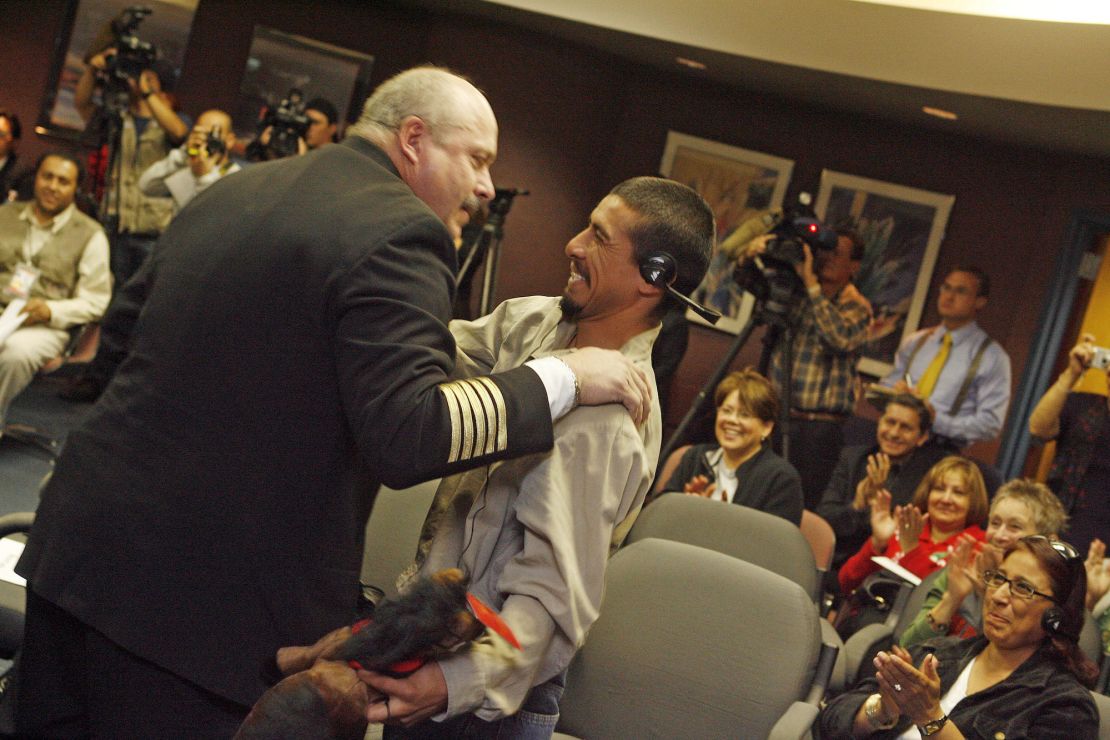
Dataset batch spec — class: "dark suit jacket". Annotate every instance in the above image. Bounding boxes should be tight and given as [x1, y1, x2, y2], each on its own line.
[17, 137, 553, 705]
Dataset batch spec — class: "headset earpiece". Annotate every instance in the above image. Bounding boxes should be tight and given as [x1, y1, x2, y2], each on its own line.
[637, 251, 721, 325]
[1041, 606, 1066, 638]
[639, 252, 676, 287]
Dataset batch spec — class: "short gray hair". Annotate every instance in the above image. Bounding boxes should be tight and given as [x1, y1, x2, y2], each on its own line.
[349, 66, 481, 145]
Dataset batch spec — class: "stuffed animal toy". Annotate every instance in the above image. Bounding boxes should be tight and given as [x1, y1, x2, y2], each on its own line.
[234, 568, 518, 740]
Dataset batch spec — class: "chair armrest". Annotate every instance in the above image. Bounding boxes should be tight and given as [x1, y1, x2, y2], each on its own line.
[842, 622, 894, 686]
[767, 701, 819, 740]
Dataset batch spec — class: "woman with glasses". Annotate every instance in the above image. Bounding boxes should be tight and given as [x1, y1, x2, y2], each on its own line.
[820, 536, 1098, 738]
[658, 368, 803, 525]
[898, 479, 1068, 649]
[838, 457, 988, 595]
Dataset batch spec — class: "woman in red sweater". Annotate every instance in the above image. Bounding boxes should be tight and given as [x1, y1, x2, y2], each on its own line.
[838, 456, 988, 594]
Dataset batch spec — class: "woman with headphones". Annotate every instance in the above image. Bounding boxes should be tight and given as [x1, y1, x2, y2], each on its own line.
[820, 535, 1099, 738]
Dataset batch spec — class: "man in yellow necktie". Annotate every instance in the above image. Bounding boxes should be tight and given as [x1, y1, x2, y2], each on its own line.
[881, 266, 1011, 451]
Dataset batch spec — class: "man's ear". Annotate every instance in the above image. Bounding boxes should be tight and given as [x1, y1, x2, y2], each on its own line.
[974, 295, 988, 313]
[396, 115, 428, 166]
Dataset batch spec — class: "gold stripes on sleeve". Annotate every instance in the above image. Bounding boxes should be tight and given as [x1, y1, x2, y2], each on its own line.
[439, 376, 508, 464]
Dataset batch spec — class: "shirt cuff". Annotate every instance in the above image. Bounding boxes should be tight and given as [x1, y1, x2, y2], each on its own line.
[435, 653, 487, 720]
[525, 356, 576, 421]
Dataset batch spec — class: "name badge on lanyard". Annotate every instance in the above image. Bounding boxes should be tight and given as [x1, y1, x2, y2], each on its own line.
[4, 263, 40, 300]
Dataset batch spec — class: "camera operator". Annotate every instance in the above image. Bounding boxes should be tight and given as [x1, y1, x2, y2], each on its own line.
[246, 90, 311, 162]
[737, 228, 871, 509]
[138, 109, 240, 214]
[1028, 332, 1110, 555]
[75, 43, 189, 288]
[304, 97, 340, 150]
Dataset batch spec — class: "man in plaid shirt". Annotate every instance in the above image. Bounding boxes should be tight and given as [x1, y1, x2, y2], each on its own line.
[742, 229, 871, 509]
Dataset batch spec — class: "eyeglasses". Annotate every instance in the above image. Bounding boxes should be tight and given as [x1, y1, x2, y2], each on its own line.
[981, 569, 1056, 602]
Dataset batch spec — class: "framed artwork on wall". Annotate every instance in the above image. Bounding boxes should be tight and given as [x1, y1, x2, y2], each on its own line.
[232, 26, 374, 144]
[36, 0, 199, 140]
[660, 131, 794, 334]
[814, 169, 955, 378]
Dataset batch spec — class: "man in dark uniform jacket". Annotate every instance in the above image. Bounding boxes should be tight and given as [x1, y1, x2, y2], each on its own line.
[15, 66, 651, 737]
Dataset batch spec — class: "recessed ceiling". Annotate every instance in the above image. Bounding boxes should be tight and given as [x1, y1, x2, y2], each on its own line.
[399, 0, 1110, 159]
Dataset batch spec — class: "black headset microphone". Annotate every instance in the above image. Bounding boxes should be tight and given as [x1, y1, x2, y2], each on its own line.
[639, 253, 721, 325]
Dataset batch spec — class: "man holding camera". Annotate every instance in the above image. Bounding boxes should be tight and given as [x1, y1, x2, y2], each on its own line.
[138, 109, 241, 214]
[75, 48, 189, 287]
[739, 229, 871, 509]
[304, 97, 340, 150]
[880, 266, 1010, 450]
[1029, 332, 1110, 554]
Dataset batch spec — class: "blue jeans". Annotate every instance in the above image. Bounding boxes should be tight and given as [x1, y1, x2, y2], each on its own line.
[384, 670, 565, 740]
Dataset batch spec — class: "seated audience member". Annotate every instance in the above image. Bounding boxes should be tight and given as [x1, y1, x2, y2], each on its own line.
[138, 109, 240, 214]
[659, 367, 803, 525]
[0, 110, 31, 203]
[304, 97, 340, 149]
[0, 152, 109, 431]
[839, 456, 988, 595]
[817, 393, 948, 574]
[820, 535, 1099, 738]
[357, 176, 714, 737]
[899, 479, 1067, 648]
[1029, 332, 1110, 555]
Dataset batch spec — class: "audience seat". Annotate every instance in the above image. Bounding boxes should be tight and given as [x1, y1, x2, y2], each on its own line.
[624, 493, 847, 692]
[651, 443, 690, 495]
[359, 479, 439, 600]
[554, 538, 837, 740]
[799, 510, 836, 572]
[628, 493, 820, 602]
[1091, 689, 1110, 740]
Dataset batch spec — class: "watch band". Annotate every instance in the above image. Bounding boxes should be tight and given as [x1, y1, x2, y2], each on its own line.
[918, 714, 949, 736]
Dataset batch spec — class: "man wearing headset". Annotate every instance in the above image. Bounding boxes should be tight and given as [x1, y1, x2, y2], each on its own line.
[357, 176, 713, 738]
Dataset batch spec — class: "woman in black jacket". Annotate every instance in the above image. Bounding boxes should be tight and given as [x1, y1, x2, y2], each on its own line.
[820, 535, 1099, 738]
[660, 368, 803, 525]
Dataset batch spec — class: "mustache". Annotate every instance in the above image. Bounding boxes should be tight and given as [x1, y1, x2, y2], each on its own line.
[462, 196, 483, 219]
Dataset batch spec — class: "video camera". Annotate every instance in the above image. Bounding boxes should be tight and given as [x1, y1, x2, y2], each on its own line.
[249, 89, 310, 161]
[727, 196, 839, 325]
[106, 6, 157, 83]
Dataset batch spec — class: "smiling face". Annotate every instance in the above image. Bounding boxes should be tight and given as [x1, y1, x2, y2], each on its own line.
[982, 548, 1055, 651]
[926, 470, 972, 534]
[714, 389, 774, 466]
[560, 194, 645, 321]
[875, 402, 928, 459]
[986, 497, 1036, 550]
[32, 155, 79, 220]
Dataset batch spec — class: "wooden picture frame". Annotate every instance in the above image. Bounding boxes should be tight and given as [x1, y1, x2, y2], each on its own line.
[660, 131, 794, 334]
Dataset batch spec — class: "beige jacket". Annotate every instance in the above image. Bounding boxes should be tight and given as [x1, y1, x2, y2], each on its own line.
[403, 295, 661, 720]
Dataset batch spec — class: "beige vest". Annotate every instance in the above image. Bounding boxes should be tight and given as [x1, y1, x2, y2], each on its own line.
[0, 203, 101, 303]
[107, 114, 175, 234]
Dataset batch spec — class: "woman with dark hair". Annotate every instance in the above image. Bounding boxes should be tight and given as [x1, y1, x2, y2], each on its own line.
[821, 536, 1099, 738]
[659, 368, 803, 525]
[839, 456, 989, 595]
